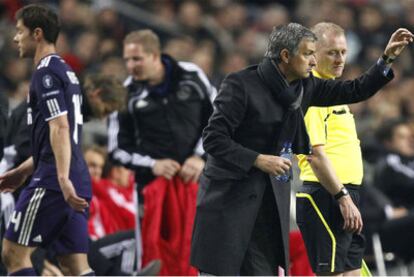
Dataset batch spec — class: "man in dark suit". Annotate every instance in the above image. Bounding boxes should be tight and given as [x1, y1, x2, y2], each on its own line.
[190, 23, 413, 275]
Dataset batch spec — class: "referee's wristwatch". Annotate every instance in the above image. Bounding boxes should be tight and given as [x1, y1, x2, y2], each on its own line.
[334, 187, 349, 200]
[381, 53, 396, 64]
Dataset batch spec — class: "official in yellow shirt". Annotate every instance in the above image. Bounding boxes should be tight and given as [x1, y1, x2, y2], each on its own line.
[296, 22, 365, 275]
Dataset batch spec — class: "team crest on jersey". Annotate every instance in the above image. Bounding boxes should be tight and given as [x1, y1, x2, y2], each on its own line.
[42, 75, 53, 88]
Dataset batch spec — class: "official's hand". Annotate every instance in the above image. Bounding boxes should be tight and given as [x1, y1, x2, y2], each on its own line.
[152, 159, 181, 180]
[59, 178, 88, 212]
[338, 195, 363, 234]
[254, 154, 292, 176]
[384, 28, 414, 58]
[0, 168, 28, 192]
[179, 155, 205, 183]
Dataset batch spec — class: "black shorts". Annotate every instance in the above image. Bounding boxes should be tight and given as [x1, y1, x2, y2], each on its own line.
[296, 182, 365, 274]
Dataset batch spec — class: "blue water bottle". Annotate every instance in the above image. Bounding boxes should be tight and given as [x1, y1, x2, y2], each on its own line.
[275, 142, 292, 182]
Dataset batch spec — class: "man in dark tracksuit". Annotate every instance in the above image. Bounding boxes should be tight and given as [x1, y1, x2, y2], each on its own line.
[190, 23, 412, 275]
[107, 29, 214, 273]
[108, 29, 214, 193]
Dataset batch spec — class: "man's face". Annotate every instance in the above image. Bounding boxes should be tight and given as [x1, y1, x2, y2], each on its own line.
[315, 32, 347, 78]
[390, 125, 414, 157]
[288, 39, 317, 80]
[84, 150, 105, 181]
[123, 43, 157, 81]
[14, 19, 36, 58]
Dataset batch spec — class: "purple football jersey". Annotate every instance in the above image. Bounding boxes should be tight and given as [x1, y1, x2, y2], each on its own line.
[27, 54, 91, 198]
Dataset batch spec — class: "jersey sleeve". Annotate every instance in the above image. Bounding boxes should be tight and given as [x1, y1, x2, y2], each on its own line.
[33, 67, 68, 121]
[304, 107, 329, 146]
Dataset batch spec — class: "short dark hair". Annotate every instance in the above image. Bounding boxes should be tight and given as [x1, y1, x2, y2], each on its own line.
[15, 4, 60, 44]
[265, 23, 317, 63]
[376, 118, 407, 143]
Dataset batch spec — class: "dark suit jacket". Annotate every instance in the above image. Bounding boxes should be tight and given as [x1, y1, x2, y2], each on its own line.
[190, 62, 393, 275]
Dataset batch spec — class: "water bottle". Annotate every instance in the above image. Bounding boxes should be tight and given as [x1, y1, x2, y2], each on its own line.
[275, 142, 292, 182]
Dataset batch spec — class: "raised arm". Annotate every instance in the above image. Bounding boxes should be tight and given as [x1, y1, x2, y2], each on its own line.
[308, 28, 413, 107]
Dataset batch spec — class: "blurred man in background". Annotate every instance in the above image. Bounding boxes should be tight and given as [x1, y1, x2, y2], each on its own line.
[107, 29, 214, 273]
[361, 119, 414, 264]
[108, 29, 214, 194]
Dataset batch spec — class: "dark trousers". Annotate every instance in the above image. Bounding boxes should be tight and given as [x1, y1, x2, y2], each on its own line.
[380, 212, 414, 262]
[88, 230, 136, 276]
[240, 184, 285, 276]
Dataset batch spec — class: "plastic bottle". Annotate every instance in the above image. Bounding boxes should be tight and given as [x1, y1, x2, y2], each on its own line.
[275, 142, 292, 182]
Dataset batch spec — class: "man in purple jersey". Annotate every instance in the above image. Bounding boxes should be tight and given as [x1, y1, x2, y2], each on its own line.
[0, 4, 94, 276]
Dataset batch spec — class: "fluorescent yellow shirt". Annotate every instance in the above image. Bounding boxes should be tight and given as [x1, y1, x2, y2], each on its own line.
[297, 71, 363, 185]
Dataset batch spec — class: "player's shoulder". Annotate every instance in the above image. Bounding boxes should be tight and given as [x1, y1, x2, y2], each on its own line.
[36, 54, 67, 71]
[34, 55, 79, 85]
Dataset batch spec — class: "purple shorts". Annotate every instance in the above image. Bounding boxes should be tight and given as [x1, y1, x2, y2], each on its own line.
[4, 186, 89, 255]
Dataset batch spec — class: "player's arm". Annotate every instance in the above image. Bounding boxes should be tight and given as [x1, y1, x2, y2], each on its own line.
[0, 156, 34, 192]
[307, 145, 363, 234]
[49, 114, 88, 211]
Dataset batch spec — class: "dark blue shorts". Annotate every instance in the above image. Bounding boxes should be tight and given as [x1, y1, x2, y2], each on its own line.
[4, 186, 89, 255]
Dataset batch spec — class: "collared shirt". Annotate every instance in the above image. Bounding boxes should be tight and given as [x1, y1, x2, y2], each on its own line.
[297, 70, 363, 185]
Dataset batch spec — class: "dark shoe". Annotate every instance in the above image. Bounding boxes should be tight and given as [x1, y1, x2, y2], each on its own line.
[135, 259, 162, 276]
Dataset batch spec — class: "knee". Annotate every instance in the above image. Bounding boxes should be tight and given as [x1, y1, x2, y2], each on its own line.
[58, 254, 91, 275]
[1, 246, 12, 268]
[1, 240, 29, 269]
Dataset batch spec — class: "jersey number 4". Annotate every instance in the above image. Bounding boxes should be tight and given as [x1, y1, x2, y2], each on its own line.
[10, 211, 22, 232]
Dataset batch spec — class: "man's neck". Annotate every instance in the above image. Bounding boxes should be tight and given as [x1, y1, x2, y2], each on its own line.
[277, 62, 297, 83]
[34, 42, 56, 66]
[148, 60, 165, 86]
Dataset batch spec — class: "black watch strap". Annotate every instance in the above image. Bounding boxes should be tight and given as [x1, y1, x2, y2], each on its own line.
[334, 187, 349, 200]
[382, 53, 395, 64]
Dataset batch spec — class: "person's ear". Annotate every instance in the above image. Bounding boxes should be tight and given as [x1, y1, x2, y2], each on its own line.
[33, 27, 43, 41]
[280, 49, 290, 64]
